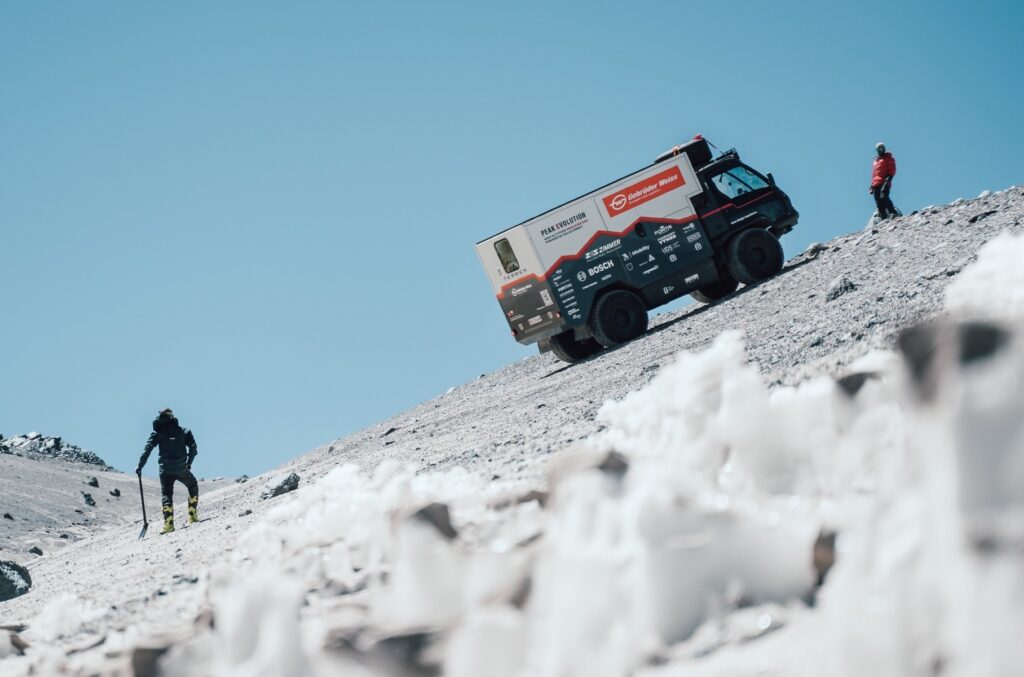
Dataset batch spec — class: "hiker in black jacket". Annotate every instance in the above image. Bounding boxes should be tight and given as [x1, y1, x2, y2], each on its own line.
[137, 408, 199, 534]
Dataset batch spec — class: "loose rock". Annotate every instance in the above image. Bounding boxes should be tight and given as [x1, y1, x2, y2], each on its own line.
[835, 372, 880, 398]
[260, 473, 300, 500]
[804, 242, 828, 258]
[86, 476, 99, 487]
[29, 546, 43, 556]
[0, 631, 29, 658]
[131, 643, 172, 676]
[110, 488, 121, 497]
[2, 513, 12, 520]
[826, 275, 857, 301]
[82, 492, 97, 507]
[0, 561, 32, 601]
[410, 502, 458, 540]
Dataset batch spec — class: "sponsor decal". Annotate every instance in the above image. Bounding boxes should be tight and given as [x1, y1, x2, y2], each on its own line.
[528, 316, 543, 326]
[510, 283, 533, 297]
[588, 260, 615, 277]
[539, 211, 589, 244]
[654, 224, 674, 236]
[686, 232, 702, 243]
[657, 233, 677, 245]
[663, 285, 675, 294]
[630, 245, 651, 257]
[539, 289, 553, 306]
[685, 274, 700, 284]
[500, 267, 529, 283]
[576, 270, 587, 282]
[602, 166, 686, 218]
[730, 212, 758, 226]
[585, 240, 622, 261]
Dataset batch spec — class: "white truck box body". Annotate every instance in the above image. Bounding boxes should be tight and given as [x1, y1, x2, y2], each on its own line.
[476, 154, 712, 344]
[477, 155, 703, 294]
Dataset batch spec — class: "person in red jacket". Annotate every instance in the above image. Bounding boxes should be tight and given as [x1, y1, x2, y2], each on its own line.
[870, 142, 898, 219]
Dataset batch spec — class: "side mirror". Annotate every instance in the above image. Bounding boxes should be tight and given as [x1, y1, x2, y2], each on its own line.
[767, 172, 776, 187]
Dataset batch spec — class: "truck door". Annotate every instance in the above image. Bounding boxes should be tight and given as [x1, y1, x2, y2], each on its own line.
[705, 164, 787, 235]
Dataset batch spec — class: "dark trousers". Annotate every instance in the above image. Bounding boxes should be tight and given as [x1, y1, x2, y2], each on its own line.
[872, 185, 897, 219]
[160, 470, 199, 509]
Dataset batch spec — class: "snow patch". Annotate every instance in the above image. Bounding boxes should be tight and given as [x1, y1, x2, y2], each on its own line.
[211, 568, 311, 676]
[30, 594, 105, 642]
[945, 231, 1024, 318]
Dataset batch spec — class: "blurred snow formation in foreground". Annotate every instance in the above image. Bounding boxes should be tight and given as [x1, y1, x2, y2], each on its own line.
[157, 233, 1024, 676]
[945, 231, 1024, 319]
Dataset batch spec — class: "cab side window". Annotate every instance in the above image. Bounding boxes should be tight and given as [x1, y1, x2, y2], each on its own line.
[711, 166, 769, 199]
[494, 238, 520, 274]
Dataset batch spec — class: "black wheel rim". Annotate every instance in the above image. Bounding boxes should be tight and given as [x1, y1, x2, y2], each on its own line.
[611, 308, 633, 330]
[605, 301, 642, 342]
[740, 232, 778, 278]
[749, 246, 768, 267]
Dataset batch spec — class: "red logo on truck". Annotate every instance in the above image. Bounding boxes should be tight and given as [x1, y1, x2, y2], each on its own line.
[602, 166, 685, 218]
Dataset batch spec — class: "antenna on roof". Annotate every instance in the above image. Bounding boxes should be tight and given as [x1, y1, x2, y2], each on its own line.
[702, 136, 723, 156]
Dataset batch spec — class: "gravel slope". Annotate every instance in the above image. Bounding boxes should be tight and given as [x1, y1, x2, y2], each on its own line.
[1, 186, 1021, 673]
[0, 454, 234, 568]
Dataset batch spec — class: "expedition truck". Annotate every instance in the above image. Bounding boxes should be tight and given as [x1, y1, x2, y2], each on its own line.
[475, 136, 799, 363]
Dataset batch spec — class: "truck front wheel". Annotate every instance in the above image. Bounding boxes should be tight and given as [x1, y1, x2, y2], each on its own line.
[590, 290, 649, 348]
[691, 274, 739, 304]
[726, 228, 784, 285]
[549, 331, 603, 363]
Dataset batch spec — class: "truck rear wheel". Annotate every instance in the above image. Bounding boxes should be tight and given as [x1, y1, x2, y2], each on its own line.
[725, 228, 784, 285]
[549, 331, 603, 363]
[691, 274, 739, 304]
[590, 289, 649, 348]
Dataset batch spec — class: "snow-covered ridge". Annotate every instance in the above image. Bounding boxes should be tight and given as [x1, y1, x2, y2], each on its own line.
[0, 433, 111, 469]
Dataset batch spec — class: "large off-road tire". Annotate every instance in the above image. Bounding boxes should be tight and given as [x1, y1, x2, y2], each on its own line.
[725, 228, 784, 285]
[589, 289, 649, 348]
[691, 274, 739, 304]
[549, 331, 603, 363]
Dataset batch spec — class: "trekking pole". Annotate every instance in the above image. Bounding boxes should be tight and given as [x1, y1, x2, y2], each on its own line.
[137, 470, 149, 540]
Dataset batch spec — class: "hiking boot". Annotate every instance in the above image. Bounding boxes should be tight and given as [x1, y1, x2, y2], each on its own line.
[188, 496, 199, 524]
[161, 506, 175, 534]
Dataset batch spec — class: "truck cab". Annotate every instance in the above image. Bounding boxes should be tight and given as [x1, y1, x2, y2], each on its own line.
[656, 139, 798, 243]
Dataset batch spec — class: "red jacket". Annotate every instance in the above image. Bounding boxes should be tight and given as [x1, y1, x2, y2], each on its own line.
[871, 152, 896, 188]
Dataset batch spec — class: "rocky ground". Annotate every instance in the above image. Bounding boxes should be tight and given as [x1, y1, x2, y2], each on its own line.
[0, 450, 235, 568]
[1, 433, 112, 469]
[1, 186, 1021, 675]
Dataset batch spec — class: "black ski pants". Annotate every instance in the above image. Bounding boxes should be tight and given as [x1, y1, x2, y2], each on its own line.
[872, 185, 897, 219]
[160, 470, 199, 509]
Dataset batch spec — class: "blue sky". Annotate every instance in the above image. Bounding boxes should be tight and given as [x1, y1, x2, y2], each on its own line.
[2, 1, 1022, 477]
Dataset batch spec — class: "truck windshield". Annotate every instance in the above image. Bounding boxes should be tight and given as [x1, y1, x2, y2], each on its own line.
[494, 238, 520, 274]
[711, 166, 769, 199]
